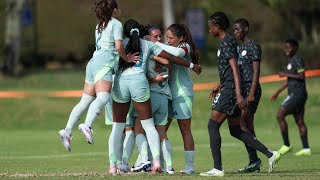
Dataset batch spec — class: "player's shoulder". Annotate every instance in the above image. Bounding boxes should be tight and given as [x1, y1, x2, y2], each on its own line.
[292, 54, 303, 62]
[221, 35, 237, 47]
[110, 17, 122, 27]
[248, 39, 261, 49]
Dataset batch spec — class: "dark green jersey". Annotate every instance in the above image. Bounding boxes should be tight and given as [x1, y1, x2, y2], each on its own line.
[286, 54, 307, 97]
[237, 40, 262, 82]
[217, 35, 238, 86]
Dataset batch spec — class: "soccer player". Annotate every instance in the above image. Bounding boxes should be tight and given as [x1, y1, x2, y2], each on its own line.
[154, 23, 200, 175]
[108, 19, 201, 175]
[132, 25, 174, 174]
[58, 0, 139, 152]
[200, 12, 281, 177]
[271, 38, 311, 156]
[105, 95, 135, 173]
[233, 18, 263, 172]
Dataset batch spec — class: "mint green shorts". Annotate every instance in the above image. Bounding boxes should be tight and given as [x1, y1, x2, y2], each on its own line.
[112, 73, 150, 103]
[85, 51, 117, 84]
[151, 92, 168, 126]
[168, 96, 194, 120]
[133, 92, 168, 126]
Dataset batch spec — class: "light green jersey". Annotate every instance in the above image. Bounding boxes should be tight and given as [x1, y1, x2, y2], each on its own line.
[147, 58, 172, 100]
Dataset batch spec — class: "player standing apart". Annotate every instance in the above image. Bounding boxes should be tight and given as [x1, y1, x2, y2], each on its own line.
[271, 38, 311, 156]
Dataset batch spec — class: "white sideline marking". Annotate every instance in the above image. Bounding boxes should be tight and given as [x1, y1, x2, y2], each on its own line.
[0, 143, 231, 160]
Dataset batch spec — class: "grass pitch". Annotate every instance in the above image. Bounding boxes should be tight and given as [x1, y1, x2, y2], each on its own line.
[0, 68, 319, 179]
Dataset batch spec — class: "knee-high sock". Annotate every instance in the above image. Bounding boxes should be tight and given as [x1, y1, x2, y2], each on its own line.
[66, 93, 95, 133]
[134, 154, 142, 167]
[245, 132, 259, 163]
[141, 118, 160, 161]
[162, 139, 173, 169]
[301, 134, 309, 148]
[282, 131, 290, 146]
[108, 122, 126, 166]
[117, 132, 125, 165]
[136, 133, 149, 162]
[208, 119, 223, 170]
[229, 125, 273, 158]
[84, 92, 110, 128]
[184, 151, 194, 170]
[122, 130, 135, 165]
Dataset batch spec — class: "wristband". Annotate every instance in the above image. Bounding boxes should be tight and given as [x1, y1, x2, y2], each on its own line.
[189, 62, 194, 69]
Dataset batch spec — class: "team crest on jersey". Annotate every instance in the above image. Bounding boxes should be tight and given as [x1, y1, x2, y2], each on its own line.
[287, 63, 292, 70]
[241, 50, 247, 56]
[217, 50, 221, 57]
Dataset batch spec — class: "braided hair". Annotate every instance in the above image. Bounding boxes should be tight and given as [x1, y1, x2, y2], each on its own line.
[208, 12, 230, 30]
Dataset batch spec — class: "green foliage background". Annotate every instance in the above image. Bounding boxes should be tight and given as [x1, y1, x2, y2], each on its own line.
[0, 0, 319, 71]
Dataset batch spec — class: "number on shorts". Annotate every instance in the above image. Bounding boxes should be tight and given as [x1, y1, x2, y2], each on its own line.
[212, 93, 221, 106]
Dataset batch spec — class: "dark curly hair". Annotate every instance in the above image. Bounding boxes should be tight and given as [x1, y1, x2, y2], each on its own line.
[94, 0, 118, 33]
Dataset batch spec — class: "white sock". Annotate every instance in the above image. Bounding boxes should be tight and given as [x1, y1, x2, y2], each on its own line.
[185, 151, 194, 170]
[134, 154, 142, 167]
[141, 118, 160, 161]
[122, 130, 135, 165]
[162, 139, 173, 169]
[136, 134, 149, 162]
[108, 122, 126, 166]
[160, 146, 165, 168]
[117, 132, 125, 165]
[148, 146, 153, 163]
[84, 92, 110, 128]
[66, 93, 95, 133]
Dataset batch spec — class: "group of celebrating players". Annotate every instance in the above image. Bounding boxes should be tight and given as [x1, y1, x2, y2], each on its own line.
[58, 0, 311, 177]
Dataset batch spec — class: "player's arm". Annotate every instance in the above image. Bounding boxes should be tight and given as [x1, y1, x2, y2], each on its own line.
[148, 74, 168, 83]
[229, 58, 247, 109]
[115, 40, 139, 63]
[278, 71, 305, 80]
[157, 51, 202, 74]
[155, 42, 188, 58]
[152, 56, 169, 65]
[209, 83, 221, 100]
[247, 60, 260, 103]
[270, 80, 288, 103]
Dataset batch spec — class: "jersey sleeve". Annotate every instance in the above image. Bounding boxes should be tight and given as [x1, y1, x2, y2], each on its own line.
[155, 42, 187, 57]
[252, 43, 262, 61]
[295, 57, 305, 73]
[113, 20, 123, 41]
[148, 41, 163, 56]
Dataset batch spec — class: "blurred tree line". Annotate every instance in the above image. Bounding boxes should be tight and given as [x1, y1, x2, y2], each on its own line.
[0, 0, 319, 75]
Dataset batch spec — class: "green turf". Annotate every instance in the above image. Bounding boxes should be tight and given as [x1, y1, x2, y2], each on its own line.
[0, 70, 319, 179]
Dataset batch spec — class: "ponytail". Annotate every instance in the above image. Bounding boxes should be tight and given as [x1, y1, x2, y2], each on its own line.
[118, 19, 147, 73]
[183, 24, 200, 65]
